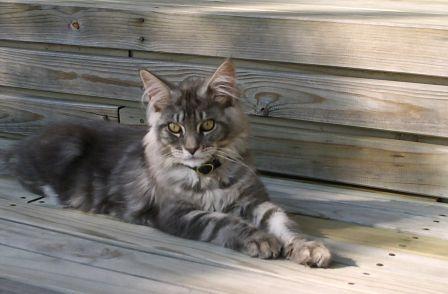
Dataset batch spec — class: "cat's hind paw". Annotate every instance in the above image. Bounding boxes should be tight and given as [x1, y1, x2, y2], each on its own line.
[284, 239, 332, 268]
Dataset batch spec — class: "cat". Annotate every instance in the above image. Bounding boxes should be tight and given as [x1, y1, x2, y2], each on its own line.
[10, 59, 332, 267]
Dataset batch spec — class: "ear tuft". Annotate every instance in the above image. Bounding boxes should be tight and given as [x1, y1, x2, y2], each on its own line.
[206, 59, 238, 105]
[139, 69, 171, 111]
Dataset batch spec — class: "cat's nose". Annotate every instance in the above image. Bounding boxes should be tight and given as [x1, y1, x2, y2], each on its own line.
[185, 146, 199, 155]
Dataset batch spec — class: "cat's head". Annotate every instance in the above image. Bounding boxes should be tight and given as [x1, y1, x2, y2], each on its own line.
[139, 59, 249, 168]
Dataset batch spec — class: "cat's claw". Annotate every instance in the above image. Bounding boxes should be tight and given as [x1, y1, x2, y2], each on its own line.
[284, 239, 332, 268]
[244, 232, 282, 259]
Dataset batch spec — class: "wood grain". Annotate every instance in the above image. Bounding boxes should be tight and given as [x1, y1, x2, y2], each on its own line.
[0, 277, 62, 294]
[1, 1, 448, 76]
[0, 93, 119, 137]
[262, 177, 448, 240]
[250, 118, 448, 198]
[0, 222, 343, 293]
[2, 173, 448, 242]
[1, 195, 448, 293]
[5, 102, 448, 198]
[0, 246, 198, 294]
[120, 108, 448, 198]
[4, 0, 448, 15]
[2, 47, 448, 137]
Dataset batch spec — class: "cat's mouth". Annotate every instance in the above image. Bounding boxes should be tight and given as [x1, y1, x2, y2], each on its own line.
[180, 156, 210, 168]
[170, 146, 217, 168]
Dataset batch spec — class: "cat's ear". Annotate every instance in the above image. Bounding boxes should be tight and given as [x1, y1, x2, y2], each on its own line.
[139, 69, 171, 112]
[204, 59, 238, 105]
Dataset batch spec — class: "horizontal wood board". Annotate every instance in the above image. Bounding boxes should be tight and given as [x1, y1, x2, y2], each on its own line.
[120, 108, 448, 198]
[0, 93, 119, 137]
[262, 177, 448, 240]
[2, 47, 448, 138]
[1, 1, 448, 76]
[2, 174, 448, 242]
[4, 0, 448, 16]
[1, 183, 448, 294]
[3, 97, 448, 197]
[251, 119, 448, 198]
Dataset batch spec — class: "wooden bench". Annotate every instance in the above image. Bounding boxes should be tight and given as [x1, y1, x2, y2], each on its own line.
[0, 1, 448, 293]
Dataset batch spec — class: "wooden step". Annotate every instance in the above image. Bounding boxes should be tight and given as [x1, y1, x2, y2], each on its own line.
[1, 175, 447, 293]
[2, 0, 448, 76]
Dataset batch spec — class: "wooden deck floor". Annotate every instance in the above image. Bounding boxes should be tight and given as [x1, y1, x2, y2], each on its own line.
[1, 174, 447, 294]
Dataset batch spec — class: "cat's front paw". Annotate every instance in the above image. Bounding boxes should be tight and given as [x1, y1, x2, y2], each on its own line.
[284, 238, 332, 268]
[243, 231, 282, 259]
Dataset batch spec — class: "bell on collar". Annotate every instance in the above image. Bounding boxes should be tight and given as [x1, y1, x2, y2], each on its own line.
[197, 163, 215, 175]
[193, 158, 221, 175]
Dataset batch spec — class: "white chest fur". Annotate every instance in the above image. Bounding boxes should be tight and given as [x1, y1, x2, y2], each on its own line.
[166, 167, 240, 212]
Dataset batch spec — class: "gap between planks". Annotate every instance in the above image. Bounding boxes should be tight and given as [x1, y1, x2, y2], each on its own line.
[1, 198, 448, 293]
[1, 176, 447, 261]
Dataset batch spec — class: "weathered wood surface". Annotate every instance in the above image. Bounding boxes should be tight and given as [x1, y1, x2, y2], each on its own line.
[120, 106, 448, 144]
[1, 1, 448, 76]
[263, 176, 448, 241]
[251, 119, 448, 198]
[0, 278, 61, 294]
[1, 184, 448, 294]
[0, 93, 119, 137]
[3, 47, 448, 137]
[4, 100, 448, 198]
[2, 174, 447, 244]
[4, 0, 448, 15]
[5, 101, 448, 198]
[122, 108, 448, 198]
[1, 247, 197, 294]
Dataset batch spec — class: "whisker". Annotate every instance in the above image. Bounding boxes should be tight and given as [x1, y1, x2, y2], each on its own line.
[214, 150, 257, 176]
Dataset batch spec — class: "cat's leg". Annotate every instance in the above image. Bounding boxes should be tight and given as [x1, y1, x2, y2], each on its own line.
[240, 200, 332, 268]
[156, 201, 282, 259]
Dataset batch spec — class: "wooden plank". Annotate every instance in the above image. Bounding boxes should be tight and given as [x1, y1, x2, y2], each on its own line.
[0, 278, 62, 294]
[4, 0, 448, 16]
[120, 106, 448, 145]
[262, 176, 448, 240]
[251, 118, 448, 198]
[0, 176, 45, 202]
[2, 173, 448, 243]
[0, 93, 119, 137]
[5, 101, 448, 198]
[1, 196, 448, 293]
[0, 222, 351, 293]
[292, 214, 448, 260]
[0, 138, 15, 150]
[121, 109, 448, 198]
[0, 139, 16, 175]
[3, 47, 448, 137]
[0, 246, 198, 294]
[1, 1, 448, 76]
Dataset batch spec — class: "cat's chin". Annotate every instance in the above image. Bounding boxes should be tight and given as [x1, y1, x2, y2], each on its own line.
[180, 157, 209, 168]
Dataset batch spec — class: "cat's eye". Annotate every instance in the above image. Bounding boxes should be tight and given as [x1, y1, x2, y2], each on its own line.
[168, 122, 182, 134]
[200, 119, 215, 132]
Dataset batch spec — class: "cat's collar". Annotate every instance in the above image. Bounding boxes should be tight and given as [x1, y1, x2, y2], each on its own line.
[189, 158, 222, 175]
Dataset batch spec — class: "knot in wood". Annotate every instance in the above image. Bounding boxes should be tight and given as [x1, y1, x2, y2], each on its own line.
[70, 20, 80, 30]
[254, 92, 279, 116]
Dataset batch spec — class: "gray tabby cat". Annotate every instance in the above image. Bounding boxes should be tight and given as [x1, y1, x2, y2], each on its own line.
[11, 60, 331, 267]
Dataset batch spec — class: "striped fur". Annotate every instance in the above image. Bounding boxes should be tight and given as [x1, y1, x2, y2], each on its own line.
[11, 60, 331, 267]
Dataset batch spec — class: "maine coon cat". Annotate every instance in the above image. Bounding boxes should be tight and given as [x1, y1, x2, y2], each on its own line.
[10, 60, 332, 267]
